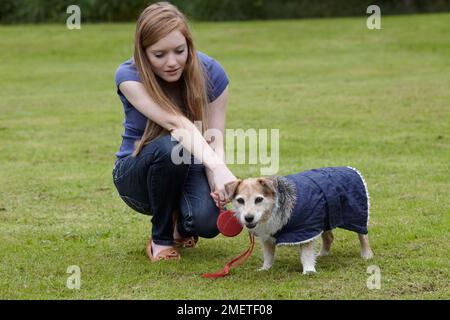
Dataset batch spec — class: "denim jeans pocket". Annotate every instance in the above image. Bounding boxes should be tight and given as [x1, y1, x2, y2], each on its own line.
[119, 195, 152, 215]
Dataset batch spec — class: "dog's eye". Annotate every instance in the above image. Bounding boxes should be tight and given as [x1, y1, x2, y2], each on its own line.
[237, 198, 245, 205]
[255, 196, 264, 204]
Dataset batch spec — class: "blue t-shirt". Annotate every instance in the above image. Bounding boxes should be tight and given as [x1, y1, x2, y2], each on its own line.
[114, 51, 229, 159]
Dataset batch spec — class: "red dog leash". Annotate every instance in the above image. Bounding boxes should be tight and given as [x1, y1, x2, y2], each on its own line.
[202, 207, 255, 278]
[202, 231, 255, 278]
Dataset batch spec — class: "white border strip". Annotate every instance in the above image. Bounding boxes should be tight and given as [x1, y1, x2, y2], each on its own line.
[276, 231, 323, 247]
[346, 166, 371, 226]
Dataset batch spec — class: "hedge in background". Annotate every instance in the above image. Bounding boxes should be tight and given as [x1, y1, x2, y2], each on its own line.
[1, 0, 449, 24]
[0, 0, 147, 24]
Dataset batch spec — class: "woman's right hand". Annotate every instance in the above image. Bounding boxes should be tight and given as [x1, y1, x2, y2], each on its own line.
[208, 164, 237, 208]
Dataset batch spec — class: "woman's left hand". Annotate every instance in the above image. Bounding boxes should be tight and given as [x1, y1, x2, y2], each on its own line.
[206, 167, 227, 207]
[210, 191, 228, 208]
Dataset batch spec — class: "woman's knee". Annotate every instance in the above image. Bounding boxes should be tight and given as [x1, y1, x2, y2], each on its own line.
[183, 202, 220, 239]
[196, 218, 220, 239]
[139, 134, 190, 165]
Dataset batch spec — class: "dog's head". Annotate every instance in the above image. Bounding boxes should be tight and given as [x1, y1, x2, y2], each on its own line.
[225, 177, 278, 229]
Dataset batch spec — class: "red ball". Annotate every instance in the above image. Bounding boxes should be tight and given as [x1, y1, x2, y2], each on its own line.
[217, 209, 243, 237]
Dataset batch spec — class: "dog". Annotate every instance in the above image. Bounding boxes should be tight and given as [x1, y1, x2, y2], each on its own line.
[224, 166, 374, 274]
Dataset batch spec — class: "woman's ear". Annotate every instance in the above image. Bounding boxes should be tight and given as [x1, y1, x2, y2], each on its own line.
[224, 179, 242, 201]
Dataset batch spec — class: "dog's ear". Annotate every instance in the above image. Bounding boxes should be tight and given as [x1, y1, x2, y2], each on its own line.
[257, 176, 278, 196]
[224, 179, 242, 200]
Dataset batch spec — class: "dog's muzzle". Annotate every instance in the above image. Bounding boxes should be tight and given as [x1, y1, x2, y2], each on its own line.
[244, 215, 257, 229]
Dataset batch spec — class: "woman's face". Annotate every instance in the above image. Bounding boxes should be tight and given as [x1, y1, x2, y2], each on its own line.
[146, 30, 188, 83]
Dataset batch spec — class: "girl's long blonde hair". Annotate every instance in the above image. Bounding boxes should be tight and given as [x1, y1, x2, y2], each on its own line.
[132, 2, 209, 157]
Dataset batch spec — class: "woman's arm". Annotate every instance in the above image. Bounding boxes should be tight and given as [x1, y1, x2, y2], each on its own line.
[119, 81, 235, 201]
[206, 86, 228, 161]
[205, 86, 235, 207]
[204, 86, 228, 192]
[119, 80, 223, 166]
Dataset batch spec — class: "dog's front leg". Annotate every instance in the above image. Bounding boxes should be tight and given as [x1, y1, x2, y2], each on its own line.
[300, 240, 317, 275]
[258, 238, 276, 271]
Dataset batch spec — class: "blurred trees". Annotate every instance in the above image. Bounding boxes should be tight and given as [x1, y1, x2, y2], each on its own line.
[1, 0, 449, 24]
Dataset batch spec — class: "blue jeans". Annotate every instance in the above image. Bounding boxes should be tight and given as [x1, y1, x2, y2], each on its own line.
[112, 134, 220, 245]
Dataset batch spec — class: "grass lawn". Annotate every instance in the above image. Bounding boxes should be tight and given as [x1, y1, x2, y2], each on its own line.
[0, 13, 449, 299]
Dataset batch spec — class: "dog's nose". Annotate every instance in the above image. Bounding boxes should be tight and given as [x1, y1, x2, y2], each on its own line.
[245, 215, 254, 223]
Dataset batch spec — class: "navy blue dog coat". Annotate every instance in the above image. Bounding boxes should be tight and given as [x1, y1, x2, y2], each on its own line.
[274, 167, 370, 246]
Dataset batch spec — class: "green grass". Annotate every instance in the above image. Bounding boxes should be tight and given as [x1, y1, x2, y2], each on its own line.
[0, 13, 449, 299]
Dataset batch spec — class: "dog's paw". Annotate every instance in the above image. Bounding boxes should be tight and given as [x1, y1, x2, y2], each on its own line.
[318, 250, 329, 257]
[302, 267, 317, 275]
[257, 266, 272, 272]
[361, 250, 374, 260]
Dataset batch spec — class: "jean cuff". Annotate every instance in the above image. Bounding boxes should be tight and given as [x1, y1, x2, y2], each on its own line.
[152, 239, 174, 246]
[177, 222, 195, 238]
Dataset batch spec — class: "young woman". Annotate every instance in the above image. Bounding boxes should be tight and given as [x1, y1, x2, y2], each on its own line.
[112, 2, 236, 262]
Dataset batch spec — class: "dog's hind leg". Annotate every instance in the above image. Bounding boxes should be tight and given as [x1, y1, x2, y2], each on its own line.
[318, 230, 334, 257]
[300, 240, 317, 274]
[358, 233, 374, 259]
